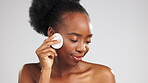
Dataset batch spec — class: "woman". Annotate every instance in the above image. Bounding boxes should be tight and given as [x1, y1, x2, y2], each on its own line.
[19, 0, 115, 83]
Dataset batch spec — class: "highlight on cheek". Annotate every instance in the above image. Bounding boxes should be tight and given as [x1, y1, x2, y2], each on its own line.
[84, 44, 90, 53]
[89, 22, 93, 33]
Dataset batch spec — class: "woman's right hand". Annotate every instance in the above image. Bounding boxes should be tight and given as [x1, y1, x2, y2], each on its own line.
[36, 35, 60, 69]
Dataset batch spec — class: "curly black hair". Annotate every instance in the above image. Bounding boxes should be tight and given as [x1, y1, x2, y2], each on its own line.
[29, 0, 88, 36]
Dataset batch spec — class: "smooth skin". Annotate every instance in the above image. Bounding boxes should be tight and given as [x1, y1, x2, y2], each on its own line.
[19, 12, 115, 83]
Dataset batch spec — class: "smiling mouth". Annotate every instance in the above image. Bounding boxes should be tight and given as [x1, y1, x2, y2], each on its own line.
[71, 55, 83, 61]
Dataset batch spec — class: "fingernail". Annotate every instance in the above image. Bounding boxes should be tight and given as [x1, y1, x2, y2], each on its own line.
[57, 39, 61, 42]
[55, 54, 57, 56]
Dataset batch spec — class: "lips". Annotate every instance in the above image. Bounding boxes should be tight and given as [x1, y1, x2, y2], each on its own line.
[71, 54, 83, 61]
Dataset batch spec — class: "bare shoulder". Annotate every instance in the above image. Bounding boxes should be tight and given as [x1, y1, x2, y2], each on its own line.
[82, 61, 116, 83]
[19, 63, 41, 83]
[20, 63, 41, 74]
[22, 63, 41, 70]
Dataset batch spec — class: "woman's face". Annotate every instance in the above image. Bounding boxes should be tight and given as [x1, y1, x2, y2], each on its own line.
[56, 12, 93, 66]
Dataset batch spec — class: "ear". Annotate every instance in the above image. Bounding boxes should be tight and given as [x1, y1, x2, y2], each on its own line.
[47, 27, 55, 37]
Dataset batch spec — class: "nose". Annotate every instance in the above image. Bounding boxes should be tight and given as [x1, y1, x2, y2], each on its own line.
[76, 42, 86, 53]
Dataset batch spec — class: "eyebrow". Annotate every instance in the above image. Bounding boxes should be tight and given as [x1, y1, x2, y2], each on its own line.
[67, 33, 93, 37]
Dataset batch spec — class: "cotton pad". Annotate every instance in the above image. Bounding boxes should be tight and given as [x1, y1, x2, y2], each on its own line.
[51, 33, 63, 49]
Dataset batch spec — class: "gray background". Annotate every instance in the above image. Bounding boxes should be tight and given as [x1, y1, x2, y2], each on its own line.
[0, 0, 148, 83]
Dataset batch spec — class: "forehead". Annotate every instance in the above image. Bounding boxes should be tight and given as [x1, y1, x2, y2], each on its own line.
[58, 12, 93, 35]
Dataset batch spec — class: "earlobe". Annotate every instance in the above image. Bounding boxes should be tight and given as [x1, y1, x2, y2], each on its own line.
[47, 27, 55, 37]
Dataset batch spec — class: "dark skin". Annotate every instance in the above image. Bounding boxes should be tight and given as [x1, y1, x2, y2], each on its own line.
[19, 12, 115, 83]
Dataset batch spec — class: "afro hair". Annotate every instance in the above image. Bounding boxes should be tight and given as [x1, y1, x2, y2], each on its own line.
[29, 0, 88, 36]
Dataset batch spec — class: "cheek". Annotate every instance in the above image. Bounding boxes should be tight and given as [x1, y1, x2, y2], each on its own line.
[85, 45, 89, 54]
[62, 38, 77, 52]
[57, 38, 75, 55]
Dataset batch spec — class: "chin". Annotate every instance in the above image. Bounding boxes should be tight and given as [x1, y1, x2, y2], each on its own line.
[67, 59, 81, 67]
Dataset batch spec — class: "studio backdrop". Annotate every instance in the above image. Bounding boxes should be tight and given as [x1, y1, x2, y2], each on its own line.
[0, 0, 148, 83]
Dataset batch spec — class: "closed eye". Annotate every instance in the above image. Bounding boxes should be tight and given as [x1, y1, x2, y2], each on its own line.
[86, 41, 91, 44]
[70, 39, 78, 42]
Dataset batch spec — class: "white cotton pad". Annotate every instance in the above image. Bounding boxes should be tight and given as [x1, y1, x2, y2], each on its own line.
[51, 33, 63, 49]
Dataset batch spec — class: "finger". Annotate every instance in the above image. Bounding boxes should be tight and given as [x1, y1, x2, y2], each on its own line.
[45, 40, 60, 46]
[37, 47, 57, 56]
[42, 47, 57, 55]
[37, 35, 56, 49]
[43, 52, 55, 60]
[38, 51, 55, 59]
[39, 40, 60, 50]
[44, 35, 56, 42]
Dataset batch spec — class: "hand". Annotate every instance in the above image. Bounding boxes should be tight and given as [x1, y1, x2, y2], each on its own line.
[36, 35, 60, 69]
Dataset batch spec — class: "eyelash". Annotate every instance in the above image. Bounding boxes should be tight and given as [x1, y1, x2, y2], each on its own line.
[70, 39, 78, 42]
[70, 39, 91, 44]
[86, 41, 91, 44]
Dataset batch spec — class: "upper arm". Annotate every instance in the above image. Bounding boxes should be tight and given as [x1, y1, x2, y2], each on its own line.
[100, 68, 116, 83]
[18, 64, 35, 83]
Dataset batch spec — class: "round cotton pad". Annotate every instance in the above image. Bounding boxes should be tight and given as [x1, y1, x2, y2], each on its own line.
[51, 33, 63, 49]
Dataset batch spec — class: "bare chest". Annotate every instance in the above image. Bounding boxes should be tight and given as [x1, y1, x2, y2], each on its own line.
[50, 73, 100, 83]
